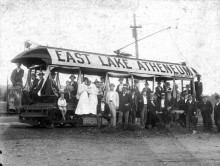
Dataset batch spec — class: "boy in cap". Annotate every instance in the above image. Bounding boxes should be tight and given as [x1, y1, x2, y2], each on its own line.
[200, 95, 213, 132]
[214, 94, 220, 132]
[58, 91, 67, 120]
[106, 83, 119, 127]
[118, 85, 131, 129]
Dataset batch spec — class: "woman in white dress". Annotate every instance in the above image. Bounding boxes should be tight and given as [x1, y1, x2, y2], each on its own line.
[88, 80, 100, 115]
[75, 77, 90, 115]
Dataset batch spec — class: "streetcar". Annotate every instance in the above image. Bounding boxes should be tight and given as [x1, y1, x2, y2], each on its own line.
[10, 45, 199, 128]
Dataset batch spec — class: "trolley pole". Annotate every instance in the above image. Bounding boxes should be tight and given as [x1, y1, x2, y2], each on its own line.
[130, 14, 142, 59]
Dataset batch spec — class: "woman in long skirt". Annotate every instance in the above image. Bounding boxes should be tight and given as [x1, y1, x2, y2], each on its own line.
[75, 77, 90, 115]
[88, 80, 100, 115]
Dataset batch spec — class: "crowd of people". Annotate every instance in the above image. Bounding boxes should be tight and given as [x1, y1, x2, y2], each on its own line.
[10, 63, 220, 132]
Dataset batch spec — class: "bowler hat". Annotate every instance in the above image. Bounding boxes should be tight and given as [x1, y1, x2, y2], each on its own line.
[145, 81, 149, 85]
[110, 83, 115, 87]
[94, 79, 100, 84]
[118, 78, 124, 81]
[215, 94, 220, 100]
[38, 72, 44, 76]
[69, 74, 76, 79]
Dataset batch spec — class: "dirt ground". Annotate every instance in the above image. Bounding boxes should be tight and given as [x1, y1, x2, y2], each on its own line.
[0, 122, 220, 166]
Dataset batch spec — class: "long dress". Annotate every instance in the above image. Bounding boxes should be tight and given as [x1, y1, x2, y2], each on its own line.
[88, 84, 99, 115]
[75, 83, 90, 115]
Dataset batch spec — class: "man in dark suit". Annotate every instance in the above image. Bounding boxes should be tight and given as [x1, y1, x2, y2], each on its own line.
[116, 78, 126, 96]
[164, 91, 174, 124]
[142, 81, 151, 98]
[183, 84, 191, 96]
[174, 93, 186, 127]
[32, 72, 44, 95]
[29, 73, 39, 94]
[214, 94, 220, 132]
[129, 89, 138, 125]
[10, 63, 24, 88]
[70, 74, 78, 97]
[185, 94, 197, 130]
[146, 93, 159, 129]
[200, 95, 213, 132]
[155, 81, 164, 102]
[118, 85, 131, 129]
[139, 90, 148, 129]
[195, 75, 203, 102]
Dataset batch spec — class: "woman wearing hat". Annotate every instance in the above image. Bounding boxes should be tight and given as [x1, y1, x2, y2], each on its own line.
[75, 77, 90, 115]
[214, 94, 220, 132]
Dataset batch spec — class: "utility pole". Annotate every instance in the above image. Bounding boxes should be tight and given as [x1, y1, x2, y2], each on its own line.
[130, 14, 142, 59]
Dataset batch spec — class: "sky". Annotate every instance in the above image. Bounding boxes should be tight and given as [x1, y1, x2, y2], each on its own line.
[0, 0, 220, 94]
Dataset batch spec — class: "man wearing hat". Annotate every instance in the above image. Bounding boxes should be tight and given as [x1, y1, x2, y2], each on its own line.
[200, 95, 213, 132]
[118, 84, 131, 129]
[146, 93, 159, 129]
[155, 81, 164, 102]
[142, 81, 151, 98]
[214, 94, 220, 132]
[106, 83, 119, 127]
[32, 72, 45, 96]
[70, 74, 78, 97]
[29, 73, 39, 94]
[116, 78, 126, 96]
[183, 84, 191, 95]
[164, 90, 174, 124]
[185, 94, 197, 130]
[195, 75, 203, 102]
[10, 62, 24, 88]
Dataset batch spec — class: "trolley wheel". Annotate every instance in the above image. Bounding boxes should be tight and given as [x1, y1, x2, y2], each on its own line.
[70, 123, 76, 127]
[59, 123, 65, 127]
[43, 120, 55, 129]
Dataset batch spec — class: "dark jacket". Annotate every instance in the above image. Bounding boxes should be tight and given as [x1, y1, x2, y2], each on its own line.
[165, 97, 174, 110]
[131, 93, 138, 111]
[71, 81, 78, 96]
[214, 103, 220, 123]
[174, 98, 185, 110]
[33, 78, 44, 94]
[10, 68, 24, 86]
[195, 81, 203, 97]
[155, 86, 164, 98]
[116, 84, 127, 95]
[30, 78, 39, 93]
[200, 100, 213, 114]
[142, 87, 152, 98]
[147, 99, 158, 116]
[185, 100, 197, 116]
[139, 95, 148, 110]
[119, 92, 131, 112]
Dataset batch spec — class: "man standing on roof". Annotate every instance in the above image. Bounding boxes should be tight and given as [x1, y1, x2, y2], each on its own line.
[10, 63, 24, 88]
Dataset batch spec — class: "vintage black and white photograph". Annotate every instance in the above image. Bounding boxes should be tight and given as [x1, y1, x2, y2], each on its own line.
[0, 0, 220, 165]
